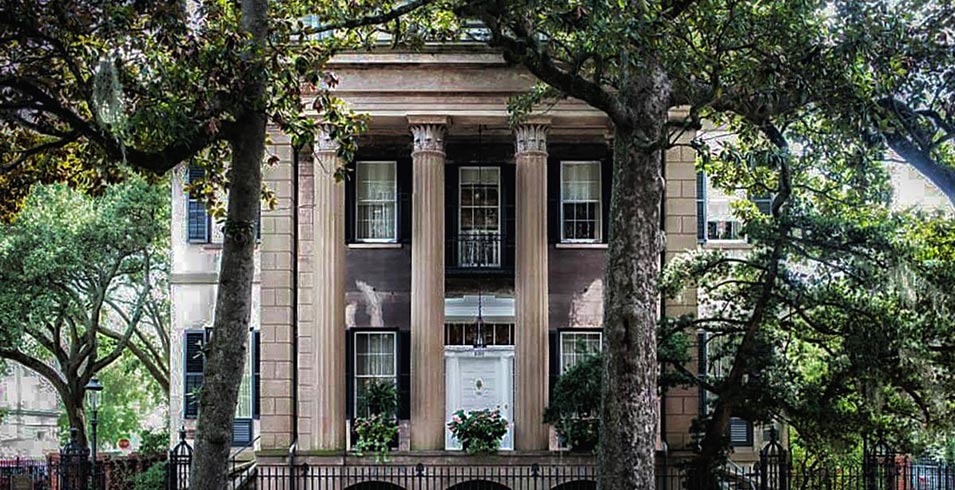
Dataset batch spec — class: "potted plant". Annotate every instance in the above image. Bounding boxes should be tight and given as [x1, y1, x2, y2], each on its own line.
[354, 380, 399, 461]
[447, 408, 509, 454]
[544, 352, 602, 452]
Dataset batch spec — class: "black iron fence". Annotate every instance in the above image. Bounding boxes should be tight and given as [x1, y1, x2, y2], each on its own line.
[158, 426, 955, 490]
[255, 463, 598, 490]
[0, 457, 49, 490]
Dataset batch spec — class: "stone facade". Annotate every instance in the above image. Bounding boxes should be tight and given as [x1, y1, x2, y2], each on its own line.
[166, 48, 951, 468]
[0, 363, 59, 457]
[250, 50, 708, 459]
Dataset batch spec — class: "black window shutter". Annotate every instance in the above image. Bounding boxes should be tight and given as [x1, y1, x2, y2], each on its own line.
[186, 165, 210, 243]
[501, 164, 516, 269]
[232, 419, 253, 446]
[729, 417, 753, 447]
[397, 159, 413, 244]
[445, 165, 459, 263]
[547, 159, 561, 244]
[601, 157, 612, 243]
[397, 330, 411, 420]
[751, 194, 773, 216]
[252, 330, 261, 419]
[183, 331, 206, 419]
[548, 331, 560, 398]
[345, 330, 355, 419]
[255, 208, 262, 242]
[344, 160, 356, 243]
[697, 331, 708, 415]
[696, 172, 707, 242]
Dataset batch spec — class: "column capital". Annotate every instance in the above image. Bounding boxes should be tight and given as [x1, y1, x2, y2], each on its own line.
[315, 124, 339, 153]
[514, 118, 551, 155]
[408, 116, 449, 153]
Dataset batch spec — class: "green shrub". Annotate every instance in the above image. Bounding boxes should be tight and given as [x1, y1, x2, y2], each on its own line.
[544, 352, 602, 452]
[354, 380, 399, 461]
[354, 413, 399, 461]
[133, 462, 166, 490]
[138, 429, 169, 456]
[357, 380, 398, 418]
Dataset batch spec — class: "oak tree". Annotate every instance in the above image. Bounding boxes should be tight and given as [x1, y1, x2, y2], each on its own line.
[0, 1, 442, 487]
[0, 180, 167, 446]
[449, 1, 953, 488]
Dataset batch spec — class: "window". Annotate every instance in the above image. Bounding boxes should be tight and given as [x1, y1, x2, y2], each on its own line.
[354, 331, 397, 417]
[697, 172, 772, 242]
[187, 165, 211, 243]
[182, 331, 206, 418]
[236, 335, 253, 419]
[445, 323, 514, 346]
[559, 331, 602, 374]
[730, 417, 754, 446]
[458, 167, 501, 267]
[356, 161, 397, 241]
[183, 329, 259, 420]
[561, 161, 602, 242]
[697, 330, 753, 447]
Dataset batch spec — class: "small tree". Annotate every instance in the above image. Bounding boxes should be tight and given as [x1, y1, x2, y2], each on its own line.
[544, 353, 602, 452]
[0, 180, 166, 446]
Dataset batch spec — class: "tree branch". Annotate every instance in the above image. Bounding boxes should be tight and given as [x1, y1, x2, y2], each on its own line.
[308, 0, 438, 34]
[0, 348, 69, 398]
[460, 4, 632, 126]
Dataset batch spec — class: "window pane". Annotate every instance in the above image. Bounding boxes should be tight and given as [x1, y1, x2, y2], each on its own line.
[356, 333, 396, 376]
[356, 162, 397, 240]
[560, 332, 602, 373]
[561, 162, 601, 241]
[236, 339, 253, 418]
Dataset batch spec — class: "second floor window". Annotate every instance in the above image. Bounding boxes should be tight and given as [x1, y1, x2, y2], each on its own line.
[187, 165, 211, 243]
[697, 172, 772, 242]
[356, 161, 397, 241]
[561, 161, 602, 242]
[458, 167, 501, 267]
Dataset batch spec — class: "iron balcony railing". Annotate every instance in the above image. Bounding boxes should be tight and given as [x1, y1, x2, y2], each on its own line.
[446, 233, 513, 273]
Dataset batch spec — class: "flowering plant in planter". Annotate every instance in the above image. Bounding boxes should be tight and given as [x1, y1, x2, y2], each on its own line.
[447, 408, 508, 454]
[354, 380, 399, 461]
[354, 413, 399, 462]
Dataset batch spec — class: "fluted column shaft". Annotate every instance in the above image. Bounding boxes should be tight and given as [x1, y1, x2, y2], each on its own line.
[309, 126, 346, 450]
[514, 120, 550, 450]
[409, 116, 449, 450]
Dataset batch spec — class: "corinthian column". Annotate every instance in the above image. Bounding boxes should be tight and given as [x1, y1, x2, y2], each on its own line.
[308, 125, 346, 450]
[514, 119, 550, 450]
[409, 116, 449, 450]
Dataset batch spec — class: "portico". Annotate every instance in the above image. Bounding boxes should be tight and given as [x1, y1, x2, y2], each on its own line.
[251, 50, 702, 461]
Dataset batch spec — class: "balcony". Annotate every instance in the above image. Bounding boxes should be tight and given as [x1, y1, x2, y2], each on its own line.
[446, 233, 513, 275]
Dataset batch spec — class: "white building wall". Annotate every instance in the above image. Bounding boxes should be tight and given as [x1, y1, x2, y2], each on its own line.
[168, 165, 262, 442]
[0, 363, 60, 457]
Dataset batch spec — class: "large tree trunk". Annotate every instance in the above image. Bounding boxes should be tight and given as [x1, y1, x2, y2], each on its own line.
[62, 388, 88, 447]
[189, 2, 267, 489]
[598, 63, 670, 490]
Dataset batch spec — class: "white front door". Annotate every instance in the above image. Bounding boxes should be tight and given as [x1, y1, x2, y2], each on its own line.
[445, 347, 514, 450]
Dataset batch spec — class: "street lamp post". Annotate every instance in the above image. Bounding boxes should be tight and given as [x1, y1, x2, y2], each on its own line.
[85, 378, 103, 490]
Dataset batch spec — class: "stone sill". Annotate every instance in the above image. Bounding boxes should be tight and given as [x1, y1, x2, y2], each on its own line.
[348, 242, 403, 249]
[701, 240, 751, 250]
[555, 243, 608, 249]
